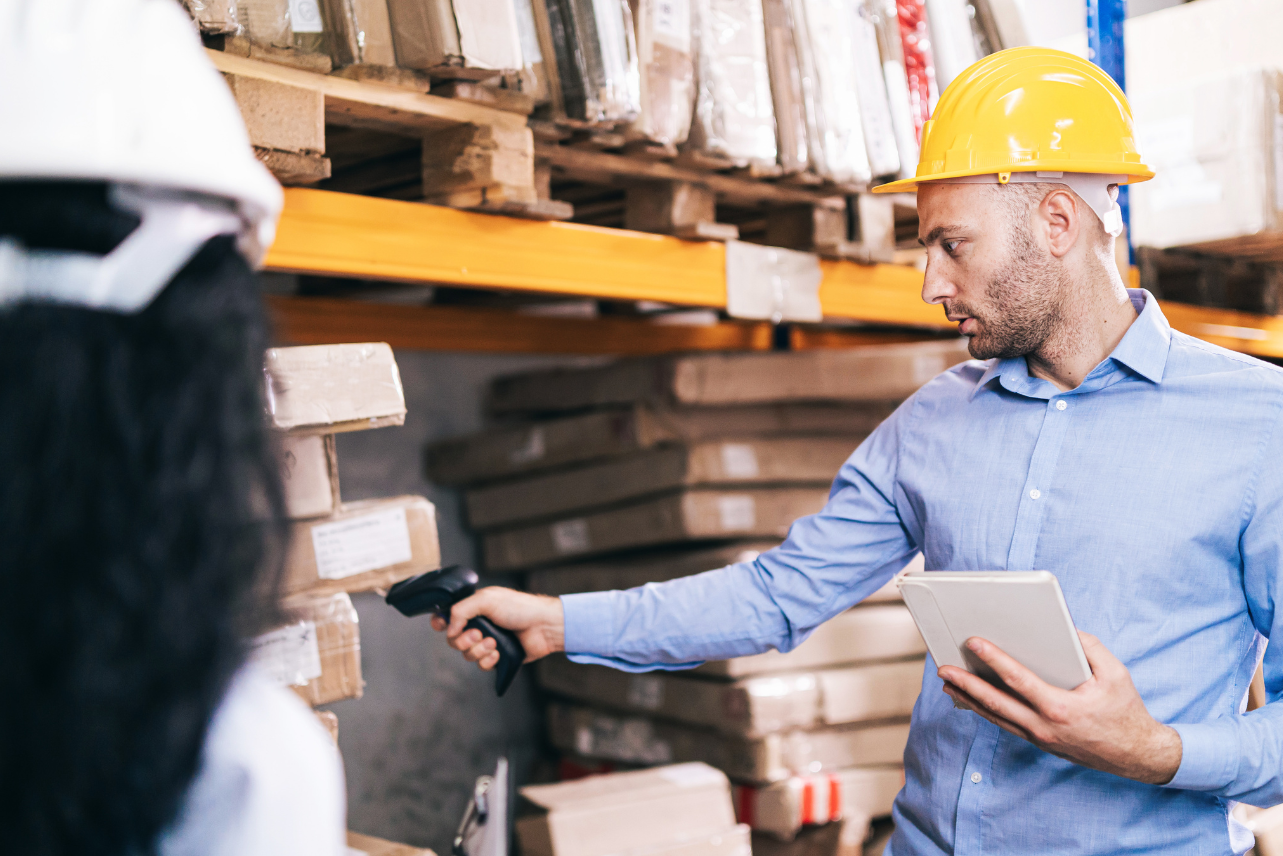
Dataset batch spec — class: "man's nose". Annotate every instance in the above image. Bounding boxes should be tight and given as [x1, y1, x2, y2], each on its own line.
[921, 256, 956, 306]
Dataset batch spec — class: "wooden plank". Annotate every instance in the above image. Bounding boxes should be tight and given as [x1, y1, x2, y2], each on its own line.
[535, 143, 847, 207]
[1160, 302, 1283, 360]
[267, 296, 775, 354]
[207, 49, 527, 134]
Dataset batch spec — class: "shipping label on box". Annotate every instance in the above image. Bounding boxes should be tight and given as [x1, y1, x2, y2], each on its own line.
[252, 592, 363, 706]
[284, 496, 440, 596]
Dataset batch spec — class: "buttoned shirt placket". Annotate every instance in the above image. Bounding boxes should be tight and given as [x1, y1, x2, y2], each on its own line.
[953, 360, 1124, 855]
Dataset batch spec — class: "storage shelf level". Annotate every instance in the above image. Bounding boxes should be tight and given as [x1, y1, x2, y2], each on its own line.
[265, 188, 1283, 359]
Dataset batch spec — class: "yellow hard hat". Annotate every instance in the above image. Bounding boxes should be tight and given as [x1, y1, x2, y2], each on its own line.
[873, 46, 1154, 194]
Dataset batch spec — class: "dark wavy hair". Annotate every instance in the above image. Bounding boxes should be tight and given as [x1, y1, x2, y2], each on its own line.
[0, 182, 287, 854]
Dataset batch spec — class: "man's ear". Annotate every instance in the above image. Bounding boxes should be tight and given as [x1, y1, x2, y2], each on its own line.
[1040, 188, 1080, 259]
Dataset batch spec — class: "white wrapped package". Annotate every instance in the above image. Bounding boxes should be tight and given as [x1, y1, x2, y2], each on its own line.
[689, 0, 777, 165]
[793, 0, 871, 185]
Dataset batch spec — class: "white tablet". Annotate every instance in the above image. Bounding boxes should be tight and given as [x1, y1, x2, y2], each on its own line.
[896, 571, 1092, 691]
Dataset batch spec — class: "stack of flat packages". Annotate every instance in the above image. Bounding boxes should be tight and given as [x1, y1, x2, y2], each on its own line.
[428, 340, 970, 854]
[517, 763, 750, 856]
[686, 0, 777, 167]
[532, 0, 642, 125]
[385, 0, 525, 76]
[250, 343, 441, 736]
[234, 0, 337, 63]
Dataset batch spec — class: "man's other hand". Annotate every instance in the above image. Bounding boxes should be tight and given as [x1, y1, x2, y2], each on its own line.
[938, 631, 1183, 785]
[428, 587, 565, 671]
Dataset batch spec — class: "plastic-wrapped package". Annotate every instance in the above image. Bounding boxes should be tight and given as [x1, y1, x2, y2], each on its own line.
[513, 0, 554, 102]
[866, 0, 918, 179]
[853, 4, 900, 178]
[688, 0, 777, 166]
[323, 0, 396, 66]
[925, 0, 978, 93]
[236, 0, 331, 54]
[761, 0, 808, 172]
[895, 0, 938, 144]
[182, 0, 241, 34]
[536, 0, 641, 124]
[631, 0, 697, 145]
[385, 0, 525, 72]
[791, 0, 870, 185]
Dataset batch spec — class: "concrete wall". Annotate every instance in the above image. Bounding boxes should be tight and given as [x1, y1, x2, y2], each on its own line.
[320, 349, 597, 851]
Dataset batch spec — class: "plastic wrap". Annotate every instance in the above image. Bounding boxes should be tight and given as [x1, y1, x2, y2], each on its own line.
[386, 0, 524, 71]
[537, 0, 641, 123]
[182, 0, 241, 34]
[513, 0, 554, 102]
[895, 0, 938, 144]
[236, 0, 332, 53]
[688, 0, 777, 165]
[866, 0, 918, 179]
[323, 0, 396, 67]
[791, 0, 870, 185]
[924, 0, 978, 94]
[760, 0, 808, 172]
[853, 4, 900, 178]
[631, 0, 696, 145]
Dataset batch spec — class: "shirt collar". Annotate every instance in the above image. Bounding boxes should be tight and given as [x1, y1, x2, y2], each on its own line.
[972, 289, 1171, 398]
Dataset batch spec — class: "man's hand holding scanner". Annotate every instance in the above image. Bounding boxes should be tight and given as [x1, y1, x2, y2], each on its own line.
[938, 631, 1183, 786]
[430, 587, 565, 671]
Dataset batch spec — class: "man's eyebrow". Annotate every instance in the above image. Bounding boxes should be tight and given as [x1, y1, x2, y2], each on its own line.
[918, 225, 966, 247]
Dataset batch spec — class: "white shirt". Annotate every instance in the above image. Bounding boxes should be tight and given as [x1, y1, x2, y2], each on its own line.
[158, 664, 347, 856]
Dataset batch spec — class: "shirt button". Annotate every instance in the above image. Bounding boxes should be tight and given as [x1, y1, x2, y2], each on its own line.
[1055, 400, 1067, 411]
[1029, 489, 1041, 500]
[971, 772, 983, 784]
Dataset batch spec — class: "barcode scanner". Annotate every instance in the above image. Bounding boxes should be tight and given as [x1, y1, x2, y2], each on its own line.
[386, 565, 526, 696]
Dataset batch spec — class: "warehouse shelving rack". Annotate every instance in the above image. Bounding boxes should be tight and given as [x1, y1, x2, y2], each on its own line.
[267, 188, 1283, 359]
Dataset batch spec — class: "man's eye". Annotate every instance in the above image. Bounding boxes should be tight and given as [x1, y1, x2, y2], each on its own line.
[943, 240, 962, 254]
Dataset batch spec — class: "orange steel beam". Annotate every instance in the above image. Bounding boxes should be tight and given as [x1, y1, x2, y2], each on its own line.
[265, 189, 1283, 358]
[268, 296, 775, 354]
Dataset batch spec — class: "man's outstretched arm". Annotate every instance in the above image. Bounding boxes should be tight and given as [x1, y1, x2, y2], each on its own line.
[432, 395, 923, 673]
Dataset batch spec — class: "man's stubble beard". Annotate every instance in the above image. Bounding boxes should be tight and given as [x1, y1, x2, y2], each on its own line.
[952, 228, 1067, 361]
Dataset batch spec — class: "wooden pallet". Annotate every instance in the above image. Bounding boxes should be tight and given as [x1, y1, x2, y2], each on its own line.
[1138, 246, 1283, 315]
[210, 49, 571, 220]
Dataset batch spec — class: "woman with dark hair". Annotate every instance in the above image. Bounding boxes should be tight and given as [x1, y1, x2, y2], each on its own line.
[0, 1, 346, 854]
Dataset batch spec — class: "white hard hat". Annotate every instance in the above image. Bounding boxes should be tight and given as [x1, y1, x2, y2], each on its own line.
[0, 0, 284, 312]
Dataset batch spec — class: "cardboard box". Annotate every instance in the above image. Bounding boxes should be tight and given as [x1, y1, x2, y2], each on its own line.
[483, 487, 830, 571]
[694, 604, 924, 678]
[635, 825, 752, 856]
[385, 0, 524, 71]
[751, 818, 868, 856]
[1130, 69, 1283, 258]
[517, 763, 739, 856]
[548, 702, 910, 783]
[486, 340, 971, 415]
[528, 546, 913, 601]
[325, 0, 397, 66]
[632, 0, 696, 146]
[428, 402, 893, 486]
[735, 767, 903, 840]
[466, 436, 862, 530]
[265, 343, 406, 434]
[250, 592, 363, 706]
[280, 433, 341, 519]
[283, 496, 441, 596]
[347, 830, 437, 856]
[538, 657, 923, 736]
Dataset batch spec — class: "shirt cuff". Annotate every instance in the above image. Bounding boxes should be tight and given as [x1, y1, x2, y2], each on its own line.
[560, 591, 620, 657]
[1166, 720, 1239, 791]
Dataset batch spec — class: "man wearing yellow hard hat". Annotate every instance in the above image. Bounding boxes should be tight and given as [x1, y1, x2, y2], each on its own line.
[440, 48, 1283, 854]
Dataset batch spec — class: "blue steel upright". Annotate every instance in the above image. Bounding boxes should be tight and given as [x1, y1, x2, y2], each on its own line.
[1086, 0, 1132, 262]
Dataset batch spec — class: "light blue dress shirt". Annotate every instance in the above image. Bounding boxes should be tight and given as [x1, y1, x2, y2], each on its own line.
[560, 291, 1283, 855]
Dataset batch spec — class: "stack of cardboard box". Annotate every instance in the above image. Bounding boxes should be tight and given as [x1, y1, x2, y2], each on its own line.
[249, 342, 444, 854]
[428, 340, 969, 854]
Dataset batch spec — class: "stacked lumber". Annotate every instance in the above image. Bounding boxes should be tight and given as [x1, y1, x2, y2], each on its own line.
[247, 343, 444, 854]
[428, 339, 970, 854]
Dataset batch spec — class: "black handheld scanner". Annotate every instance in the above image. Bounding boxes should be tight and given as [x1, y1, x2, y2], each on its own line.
[386, 566, 525, 697]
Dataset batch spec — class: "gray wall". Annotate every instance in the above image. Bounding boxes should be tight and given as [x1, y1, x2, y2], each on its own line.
[321, 350, 595, 851]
